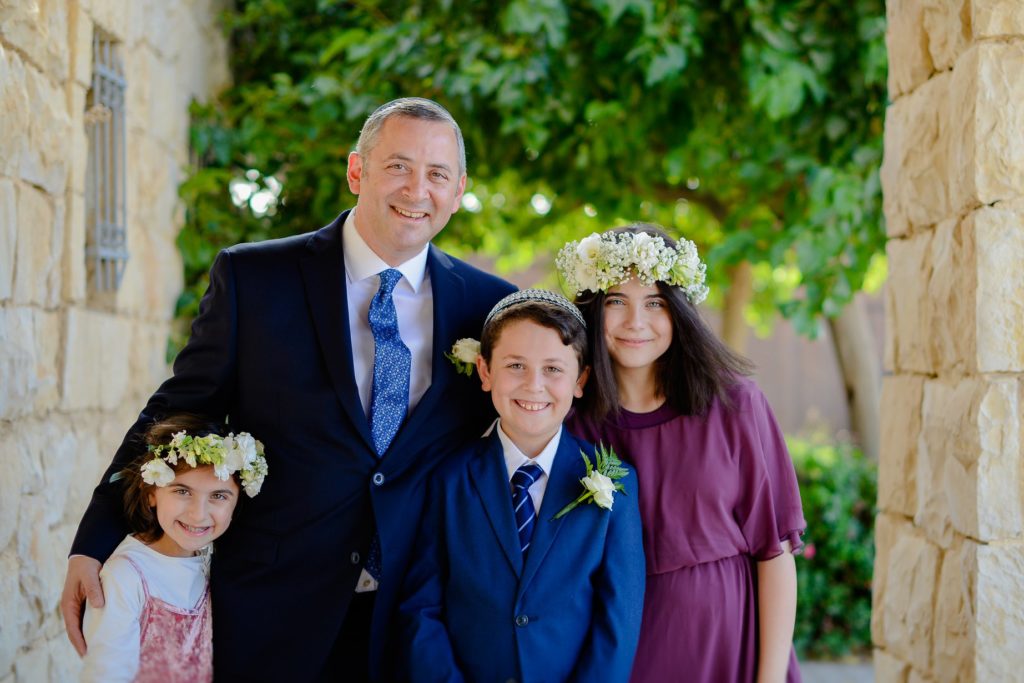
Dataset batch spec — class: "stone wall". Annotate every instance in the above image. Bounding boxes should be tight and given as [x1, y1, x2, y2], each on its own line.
[0, 0, 228, 679]
[876, 1, 1024, 680]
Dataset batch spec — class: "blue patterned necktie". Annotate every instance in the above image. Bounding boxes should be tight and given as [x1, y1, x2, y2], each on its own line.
[511, 463, 544, 554]
[365, 268, 411, 581]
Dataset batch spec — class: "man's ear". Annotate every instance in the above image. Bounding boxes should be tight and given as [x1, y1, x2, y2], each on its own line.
[574, 366, 591, 398]
[346, 151, 364, 195]
[476, 355, 492, 392]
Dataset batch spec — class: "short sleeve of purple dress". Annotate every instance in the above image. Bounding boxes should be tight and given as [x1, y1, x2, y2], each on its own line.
[566, 379, 805, 683]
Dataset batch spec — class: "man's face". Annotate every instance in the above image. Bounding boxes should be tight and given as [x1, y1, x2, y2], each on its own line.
[347, 116, 466, 266]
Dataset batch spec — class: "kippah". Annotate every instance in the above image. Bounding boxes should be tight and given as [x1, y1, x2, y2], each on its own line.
[483, 288, 586, 330]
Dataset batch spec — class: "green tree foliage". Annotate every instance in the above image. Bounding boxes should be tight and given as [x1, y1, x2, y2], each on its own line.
[180, 0, 886, 339]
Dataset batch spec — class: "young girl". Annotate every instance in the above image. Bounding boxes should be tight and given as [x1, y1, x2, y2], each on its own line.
[561, 224, 806, 683]
[80, 415, 269, 683]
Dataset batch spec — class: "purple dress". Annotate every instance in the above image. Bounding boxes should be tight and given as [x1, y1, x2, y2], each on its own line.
[566, 379, 805, 683]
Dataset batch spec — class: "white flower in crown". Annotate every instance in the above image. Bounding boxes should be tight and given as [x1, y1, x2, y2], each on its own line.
[556, 229, 709, 303]
[141, 458, 176, 487]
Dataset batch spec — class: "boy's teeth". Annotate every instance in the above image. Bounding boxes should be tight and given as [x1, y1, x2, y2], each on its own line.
[395, 207, 426, 218]
[517, 401, 547, 411]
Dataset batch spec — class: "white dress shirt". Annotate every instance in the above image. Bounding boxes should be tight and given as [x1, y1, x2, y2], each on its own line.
[342, 210, 434, 418]
[496, 420, 562, 515]
[344, 211, 434, 593]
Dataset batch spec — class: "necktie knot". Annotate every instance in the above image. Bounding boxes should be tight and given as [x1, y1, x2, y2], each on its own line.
[377, 268, 402, 296]
[511, 463, 543, 492]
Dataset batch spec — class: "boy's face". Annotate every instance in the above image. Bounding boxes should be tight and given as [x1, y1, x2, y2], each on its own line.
[477, 318, 589, 458]
[147, 466, 240, 557]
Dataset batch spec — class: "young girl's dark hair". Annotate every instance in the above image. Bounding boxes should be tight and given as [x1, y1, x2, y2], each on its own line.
[575, 223, 753, 420]
[480, 301, 589, 371]
[121, 414, 238, 543]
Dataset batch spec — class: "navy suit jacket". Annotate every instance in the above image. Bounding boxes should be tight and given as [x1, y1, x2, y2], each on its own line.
[70, 210, 516, 681]
[399, 428, 646, 683]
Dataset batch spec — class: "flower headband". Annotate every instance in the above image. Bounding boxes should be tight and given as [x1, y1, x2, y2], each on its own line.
[141, 430, 269, 498]
[446, 289, 586, 376]
[555, 230, 709, 304]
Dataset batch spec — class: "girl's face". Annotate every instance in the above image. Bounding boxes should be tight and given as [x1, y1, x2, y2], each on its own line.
[477, 318, 589, 458]
[147, 466, 240, 557]
[602, 277, 673, 373]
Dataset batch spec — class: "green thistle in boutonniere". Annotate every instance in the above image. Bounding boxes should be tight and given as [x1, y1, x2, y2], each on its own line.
[553, 443, 629, 519]
[445, 338, 480, 377]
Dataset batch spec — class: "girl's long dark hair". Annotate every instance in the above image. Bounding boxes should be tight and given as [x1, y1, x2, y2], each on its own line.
[574, 224, 753, 420]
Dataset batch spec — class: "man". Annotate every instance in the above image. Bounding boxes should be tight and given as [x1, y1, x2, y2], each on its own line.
[61, 97, 516, 681]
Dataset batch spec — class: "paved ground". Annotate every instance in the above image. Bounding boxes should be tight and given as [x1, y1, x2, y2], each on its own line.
[801, 661, 874, 683]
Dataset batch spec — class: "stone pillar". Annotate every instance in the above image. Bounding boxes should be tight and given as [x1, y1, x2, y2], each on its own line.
[0, 1, 228, 679]
[875, 1, 1024, 681]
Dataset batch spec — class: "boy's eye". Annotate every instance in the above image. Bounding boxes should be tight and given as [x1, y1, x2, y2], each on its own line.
[544, 366, 564, 374]
[506, 362, 524, 370]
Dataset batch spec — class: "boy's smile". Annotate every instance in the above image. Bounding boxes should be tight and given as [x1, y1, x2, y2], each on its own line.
[147, 466, 239, 557]
[477, 319, 588, 458]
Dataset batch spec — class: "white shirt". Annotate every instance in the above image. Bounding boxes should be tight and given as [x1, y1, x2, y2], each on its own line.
[496, 419, 562, 515]
[81, 535, 209, 683]
[344, 211, 434, 593]
[342, 210, 434, 418]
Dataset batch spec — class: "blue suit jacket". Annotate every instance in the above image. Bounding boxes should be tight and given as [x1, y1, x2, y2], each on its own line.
[70, 210, 516, 681]
[400, 428, 645, 683]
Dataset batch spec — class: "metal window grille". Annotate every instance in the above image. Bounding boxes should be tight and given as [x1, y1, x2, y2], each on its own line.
[84, 30, 128, 292]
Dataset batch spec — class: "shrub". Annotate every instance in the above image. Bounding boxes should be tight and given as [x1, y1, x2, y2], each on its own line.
[788, 436, 876, 659]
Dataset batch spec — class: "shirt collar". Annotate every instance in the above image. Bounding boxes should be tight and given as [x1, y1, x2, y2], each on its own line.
[496, 420, 561, 481]
[342, 209, 429, 292]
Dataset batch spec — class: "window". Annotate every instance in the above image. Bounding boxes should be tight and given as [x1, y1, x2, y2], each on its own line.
[84, 29, 127, 294]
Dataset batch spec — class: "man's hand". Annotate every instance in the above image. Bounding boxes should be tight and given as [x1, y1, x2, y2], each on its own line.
[60, 555, 104, 656]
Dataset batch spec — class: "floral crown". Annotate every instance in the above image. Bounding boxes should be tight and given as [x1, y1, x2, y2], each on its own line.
[446, 289, 585, 377]
[555, 230, 709, 304]
[141, 430, 269, 498]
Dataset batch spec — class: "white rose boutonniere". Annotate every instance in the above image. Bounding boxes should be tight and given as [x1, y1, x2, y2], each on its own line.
[553, 443, 629, 519]
[445, 338, 481, 377]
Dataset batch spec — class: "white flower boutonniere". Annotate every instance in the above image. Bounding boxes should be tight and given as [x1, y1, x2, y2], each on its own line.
[553, 444, 629, 519]
[445, 338, 480, 377]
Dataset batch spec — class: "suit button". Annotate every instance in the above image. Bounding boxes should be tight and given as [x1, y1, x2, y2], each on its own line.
[514, 614, 528, 627]
[350, 552, 360, 565]
[372, 472, 385, 486]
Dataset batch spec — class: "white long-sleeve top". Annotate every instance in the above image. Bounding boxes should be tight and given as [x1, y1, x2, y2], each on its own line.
[80, 535, 209, 683]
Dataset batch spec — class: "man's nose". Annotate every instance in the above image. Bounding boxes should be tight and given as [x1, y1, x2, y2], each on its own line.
[402, 172, 429, 201]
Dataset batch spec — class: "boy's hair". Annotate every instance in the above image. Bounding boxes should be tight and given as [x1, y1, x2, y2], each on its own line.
[121, 414, 238, 543]
[575, 223, 753, 420]
[480, 301, 588, 372]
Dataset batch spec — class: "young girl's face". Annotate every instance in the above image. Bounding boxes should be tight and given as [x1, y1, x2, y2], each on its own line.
[147, 466, 240, 557]
[602, 277, 673, 373]
[477, 318, 589, 458]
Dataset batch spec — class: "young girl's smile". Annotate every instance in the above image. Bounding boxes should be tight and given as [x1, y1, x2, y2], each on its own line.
[147, 467, 239, 557]
[477, 319, 589, 458]
[603, 278, 673, 371]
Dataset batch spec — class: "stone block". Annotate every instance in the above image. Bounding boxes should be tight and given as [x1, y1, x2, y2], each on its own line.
[881, 527, 941, 672]
[61, 308, 132, 412]
[874, 648, 911, 683]
[65, 414, 104, 524]
[17, 494, 66, 627]
[972, 43, 1024, 205]
[18, 57, 70, 197]
[974, 201, 1024, 372]
[974, 379, 1022, 538]
[0, 178, 15, 301]
[72, 8, 94, 89]
[973, 0, 1024, 38]
[886, 233, 934, 374]
[887, 0, 935, 99]
[13, 640, 48, 683]
[0, 45, 29, 178]
[0, 551, 18, 673]
[879, 375, 923, 517]
[922, 0, 970, 71]
[945, 46, 979, 219]
[31, 309, 61, 413]
[63, 191, 88, 304]
[925, 217, 976, 374]
[0, 423, 22, 551]
[0, 307, 48, 421]
[873, 512, 910, 646]
[67, 84, 89, 196]
[0, 0, 70, 81]
[131, 321, 172, 395]
[881, 74, 950, 235]
[13, 183, 62, 307]
[933, 538, 976, 683]
[87, 0, 130, 41]
[976, 544, 1024, 680]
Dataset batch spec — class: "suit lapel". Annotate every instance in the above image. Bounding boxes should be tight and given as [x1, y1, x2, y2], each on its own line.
[380, 245, 465, 462]
[468, 433, 524, 577]
[298, 212, 376, 456]
[519, 428, 582, 594]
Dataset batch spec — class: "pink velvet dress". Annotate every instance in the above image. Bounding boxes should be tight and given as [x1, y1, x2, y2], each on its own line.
[124, 556, 213, 683]
[566, 379, 805, 683]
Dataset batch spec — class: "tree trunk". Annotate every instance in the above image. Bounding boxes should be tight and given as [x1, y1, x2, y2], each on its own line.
[720, 261, 753, 354]
[827, 296, 881, 461]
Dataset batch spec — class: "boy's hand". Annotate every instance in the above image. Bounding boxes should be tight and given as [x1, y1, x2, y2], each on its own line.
[60, 556, 104, 656]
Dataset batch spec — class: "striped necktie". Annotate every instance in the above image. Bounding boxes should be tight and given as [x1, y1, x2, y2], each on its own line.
[511, 463, 544, 554]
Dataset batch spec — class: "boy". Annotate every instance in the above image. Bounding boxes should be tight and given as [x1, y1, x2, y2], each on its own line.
[399, 289, 645, 683]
